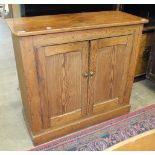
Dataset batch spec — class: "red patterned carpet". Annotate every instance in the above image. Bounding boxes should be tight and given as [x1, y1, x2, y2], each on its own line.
[31, 104, 155, 151]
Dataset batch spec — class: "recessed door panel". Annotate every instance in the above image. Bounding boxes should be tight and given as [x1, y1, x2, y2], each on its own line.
[46, 52, 81, 117]
[88, 35, 133, 114]
[35, 42, 89, 128]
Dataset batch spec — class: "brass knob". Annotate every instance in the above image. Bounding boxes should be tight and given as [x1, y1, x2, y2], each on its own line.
[89, 71, 95, 77]
[83, 72, 88, 78]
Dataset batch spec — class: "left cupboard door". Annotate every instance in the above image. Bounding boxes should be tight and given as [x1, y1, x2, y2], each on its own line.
[35, 41, 89, 129]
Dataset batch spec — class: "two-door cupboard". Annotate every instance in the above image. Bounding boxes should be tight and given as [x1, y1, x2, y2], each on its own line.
[7, 11, 148, 144]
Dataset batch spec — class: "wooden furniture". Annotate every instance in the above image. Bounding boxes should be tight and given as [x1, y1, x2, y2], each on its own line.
[106, 129, 155, 151]
[135, 31, 153, 77]
[6, 11, 148, 145]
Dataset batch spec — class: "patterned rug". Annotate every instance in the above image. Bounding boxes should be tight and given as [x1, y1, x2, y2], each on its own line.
[31, 104, 155, 151]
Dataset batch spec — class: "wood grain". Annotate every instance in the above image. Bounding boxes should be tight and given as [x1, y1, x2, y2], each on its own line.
[44, 43, 83, 56]
[117, 35, 134, 104]
[33, 105, 130, 145]
[20, 37, 43, 133]
[88, 35, 133, 114]
[12, 34, 32, 129]
[6, 11, 148, 36]
[93, 98, 119, 115]
[35, 47, 50, 129]
[33, 25, 140, 48]
[35, 42, 89, 128]
[97, 35, 128, 48]
[122, 26, 143, 105]
[50, 109, 81, 128]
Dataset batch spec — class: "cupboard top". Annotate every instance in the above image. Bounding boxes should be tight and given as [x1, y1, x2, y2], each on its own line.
[6, 11, 148, 37]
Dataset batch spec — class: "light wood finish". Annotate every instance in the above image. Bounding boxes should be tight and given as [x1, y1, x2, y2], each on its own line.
[93, 98, 119, 115]
[88, 35, 133, 114]
[6, 11, 148, 36]
[106, 129, 155, 151]
[123, 26, 143, 106]
[33, 25, 140, 48]
[135, 32, 153, 76]
[50, 109, 81, 128]
[6, 11, 147, 145]
[34, 105, 130, 145]
[19, 36, 43, 133]
[35, 41, 88, 129]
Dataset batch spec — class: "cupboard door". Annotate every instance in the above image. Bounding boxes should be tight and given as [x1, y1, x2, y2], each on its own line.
[35, 42, 89, 129]
[88, 35, 133, 114]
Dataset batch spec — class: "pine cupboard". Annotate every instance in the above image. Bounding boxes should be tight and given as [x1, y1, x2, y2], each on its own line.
[7, 11, 148, 145]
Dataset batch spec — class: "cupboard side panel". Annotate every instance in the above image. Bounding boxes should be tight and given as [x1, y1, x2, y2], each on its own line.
[19, 37, 43, 133]
[122, 25, 143, 105]
[113, 36, 133, 104]
[12, 35, 32, 131]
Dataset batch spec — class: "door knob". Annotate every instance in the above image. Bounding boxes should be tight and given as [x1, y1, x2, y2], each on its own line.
[89, 71, 95, 77]
[83, 72, 89, 78]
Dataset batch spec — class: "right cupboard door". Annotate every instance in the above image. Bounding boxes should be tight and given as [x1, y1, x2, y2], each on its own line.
[88, 35, 134, 115]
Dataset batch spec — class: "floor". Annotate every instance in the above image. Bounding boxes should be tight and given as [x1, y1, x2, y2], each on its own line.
[0, 17, 155, 151]
[0, 18, 33, 150]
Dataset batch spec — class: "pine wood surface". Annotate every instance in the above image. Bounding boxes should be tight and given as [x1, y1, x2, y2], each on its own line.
[6, 11, 148, 36]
